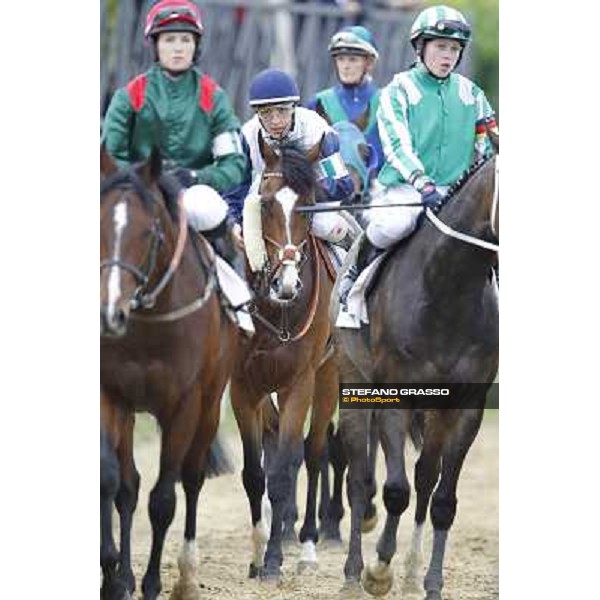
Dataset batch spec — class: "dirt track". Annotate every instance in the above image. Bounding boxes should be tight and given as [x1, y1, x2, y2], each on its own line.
[126, 414, 498, 599]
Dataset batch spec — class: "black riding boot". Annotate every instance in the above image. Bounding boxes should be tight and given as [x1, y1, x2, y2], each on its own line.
[338, 235, 383, 308]
[203, 217, 246, 280]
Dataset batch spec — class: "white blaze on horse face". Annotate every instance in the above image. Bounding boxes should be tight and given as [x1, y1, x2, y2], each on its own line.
[107, 202, 128, 312]
[274, 186, 298, 246]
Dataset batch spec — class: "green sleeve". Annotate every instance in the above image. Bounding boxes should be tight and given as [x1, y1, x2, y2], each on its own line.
[194, 89, 246, 192]
[102, 88, 134, 168]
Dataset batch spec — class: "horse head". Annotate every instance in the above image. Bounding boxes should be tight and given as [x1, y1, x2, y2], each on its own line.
[100, 146, 169, 337]
[243, 132, 320, 301]
[333, 121, 377, 205]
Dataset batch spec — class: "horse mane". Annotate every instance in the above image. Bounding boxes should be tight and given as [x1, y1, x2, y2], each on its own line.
[100, 163, 180, 221]
[278, 142, 317, 200]
[444, 155, 494, 202]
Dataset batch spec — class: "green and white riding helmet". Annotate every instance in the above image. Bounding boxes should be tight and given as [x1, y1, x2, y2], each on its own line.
[410, 5, 471, 61]
[328, 26, 379, 60]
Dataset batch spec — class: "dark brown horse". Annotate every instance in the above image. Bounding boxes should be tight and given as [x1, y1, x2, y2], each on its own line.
[332, 154, 499, 598]
[100, 147, 238, 600]
[230, 134, 339, 582]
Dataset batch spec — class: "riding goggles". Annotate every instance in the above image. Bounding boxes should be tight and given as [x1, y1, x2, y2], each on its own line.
[256, 104, 295, 122]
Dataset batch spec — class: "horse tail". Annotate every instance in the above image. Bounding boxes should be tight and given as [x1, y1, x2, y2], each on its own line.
[205, 429, 236, 478]
[409, 409, 424, 452]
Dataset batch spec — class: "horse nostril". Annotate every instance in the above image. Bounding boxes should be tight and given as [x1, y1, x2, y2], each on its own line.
[100, 305, 128, 337]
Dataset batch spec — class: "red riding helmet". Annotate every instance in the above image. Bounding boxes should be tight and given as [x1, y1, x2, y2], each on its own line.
[144, 0, 204, 40]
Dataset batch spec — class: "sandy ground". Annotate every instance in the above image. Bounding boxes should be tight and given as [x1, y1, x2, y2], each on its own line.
[124, 414, 498, 600]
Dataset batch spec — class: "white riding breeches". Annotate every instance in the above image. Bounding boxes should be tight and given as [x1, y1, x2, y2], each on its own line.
[366, 184, 448, 249]
[311, 207, 349, 243]
[182, 184, 228, 231]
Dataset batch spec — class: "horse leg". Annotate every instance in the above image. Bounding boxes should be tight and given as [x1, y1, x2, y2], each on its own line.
[170, 397, 222, 600]
[362, 409, 411, 597]
[101, 394, 132, 600]
[282, 438, 303, 545]
[322, 426, 348, 542]
[362, 413, 379, 533]
[262, 372, 315, 582]
[298, 355, 339, 572]
[403, 414, 444, 594]
[231, 381, 268, 579]
[141, 391, 201, 600]
[317, 421, 332, 529]
[339, 406, 369, 590]
[114, 414, 140, 596]
[423, 408, 484, 600]
[101, 426, 132, 600]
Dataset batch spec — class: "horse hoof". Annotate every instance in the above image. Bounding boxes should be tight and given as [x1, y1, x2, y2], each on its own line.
[339, 580, 366, 599]
[248, 563, 260, 579]
[101, 578, 132, 600]
[362, 563, 394, 597]
[259, 565, 281, 584]
[169, 579, 201, 600]
[320, 525, 343, 543]
[297, 559, 318, 574]
[361, 506, 378, 534]
[424, 592, 443, 600]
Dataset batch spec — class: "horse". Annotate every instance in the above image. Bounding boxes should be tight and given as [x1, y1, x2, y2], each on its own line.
[331, 153, 499, 598]
[314, 120, 381, 543]
[100, 147, 238, 600]
[230, 133, 339, 582]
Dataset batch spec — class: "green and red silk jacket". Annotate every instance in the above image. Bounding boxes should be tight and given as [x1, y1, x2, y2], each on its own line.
[102, 64, 246, 193]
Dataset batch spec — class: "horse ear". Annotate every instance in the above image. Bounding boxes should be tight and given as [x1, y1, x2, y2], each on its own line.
[315, 101, 332, 125]
[139, 147, 162, 185]
[258, 130, 278, 167]
[100, 143, 118, 176]
[353, 106, 370, 132]
[305, 134, 323, 164]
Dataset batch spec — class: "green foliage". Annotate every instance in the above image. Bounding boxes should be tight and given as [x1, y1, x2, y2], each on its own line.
[425, 0, 499, 117]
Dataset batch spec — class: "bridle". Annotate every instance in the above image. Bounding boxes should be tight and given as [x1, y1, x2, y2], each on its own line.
[101, 178, 217, 322]
[249, 170, 320, 343]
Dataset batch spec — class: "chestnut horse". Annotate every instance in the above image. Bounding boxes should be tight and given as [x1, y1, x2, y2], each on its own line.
[332, 154, 499, 598]
[231, 134, 339, 582]
[100, 147, 238, 600]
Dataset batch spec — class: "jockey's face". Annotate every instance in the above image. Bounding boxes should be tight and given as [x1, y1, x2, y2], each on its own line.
[157, 31, 196, 72]
[423, 38, 462, 78]
[256, 104, 294, 140]
[334, 54, 372, 85]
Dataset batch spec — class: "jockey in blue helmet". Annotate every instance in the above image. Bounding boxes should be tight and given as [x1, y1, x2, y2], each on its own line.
[224, 68, 356, 250]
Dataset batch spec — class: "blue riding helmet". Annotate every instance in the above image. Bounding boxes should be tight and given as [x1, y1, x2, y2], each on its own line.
[249, 69, 300, 107]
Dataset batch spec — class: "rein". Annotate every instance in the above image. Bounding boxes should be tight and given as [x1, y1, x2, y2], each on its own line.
[133, 192, 189, 309]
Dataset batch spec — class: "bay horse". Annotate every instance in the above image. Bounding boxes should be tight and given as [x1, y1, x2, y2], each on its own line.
[100, 147, 238, 600]
[331, 154, 499, 598]
[230, 133, 339, 582]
